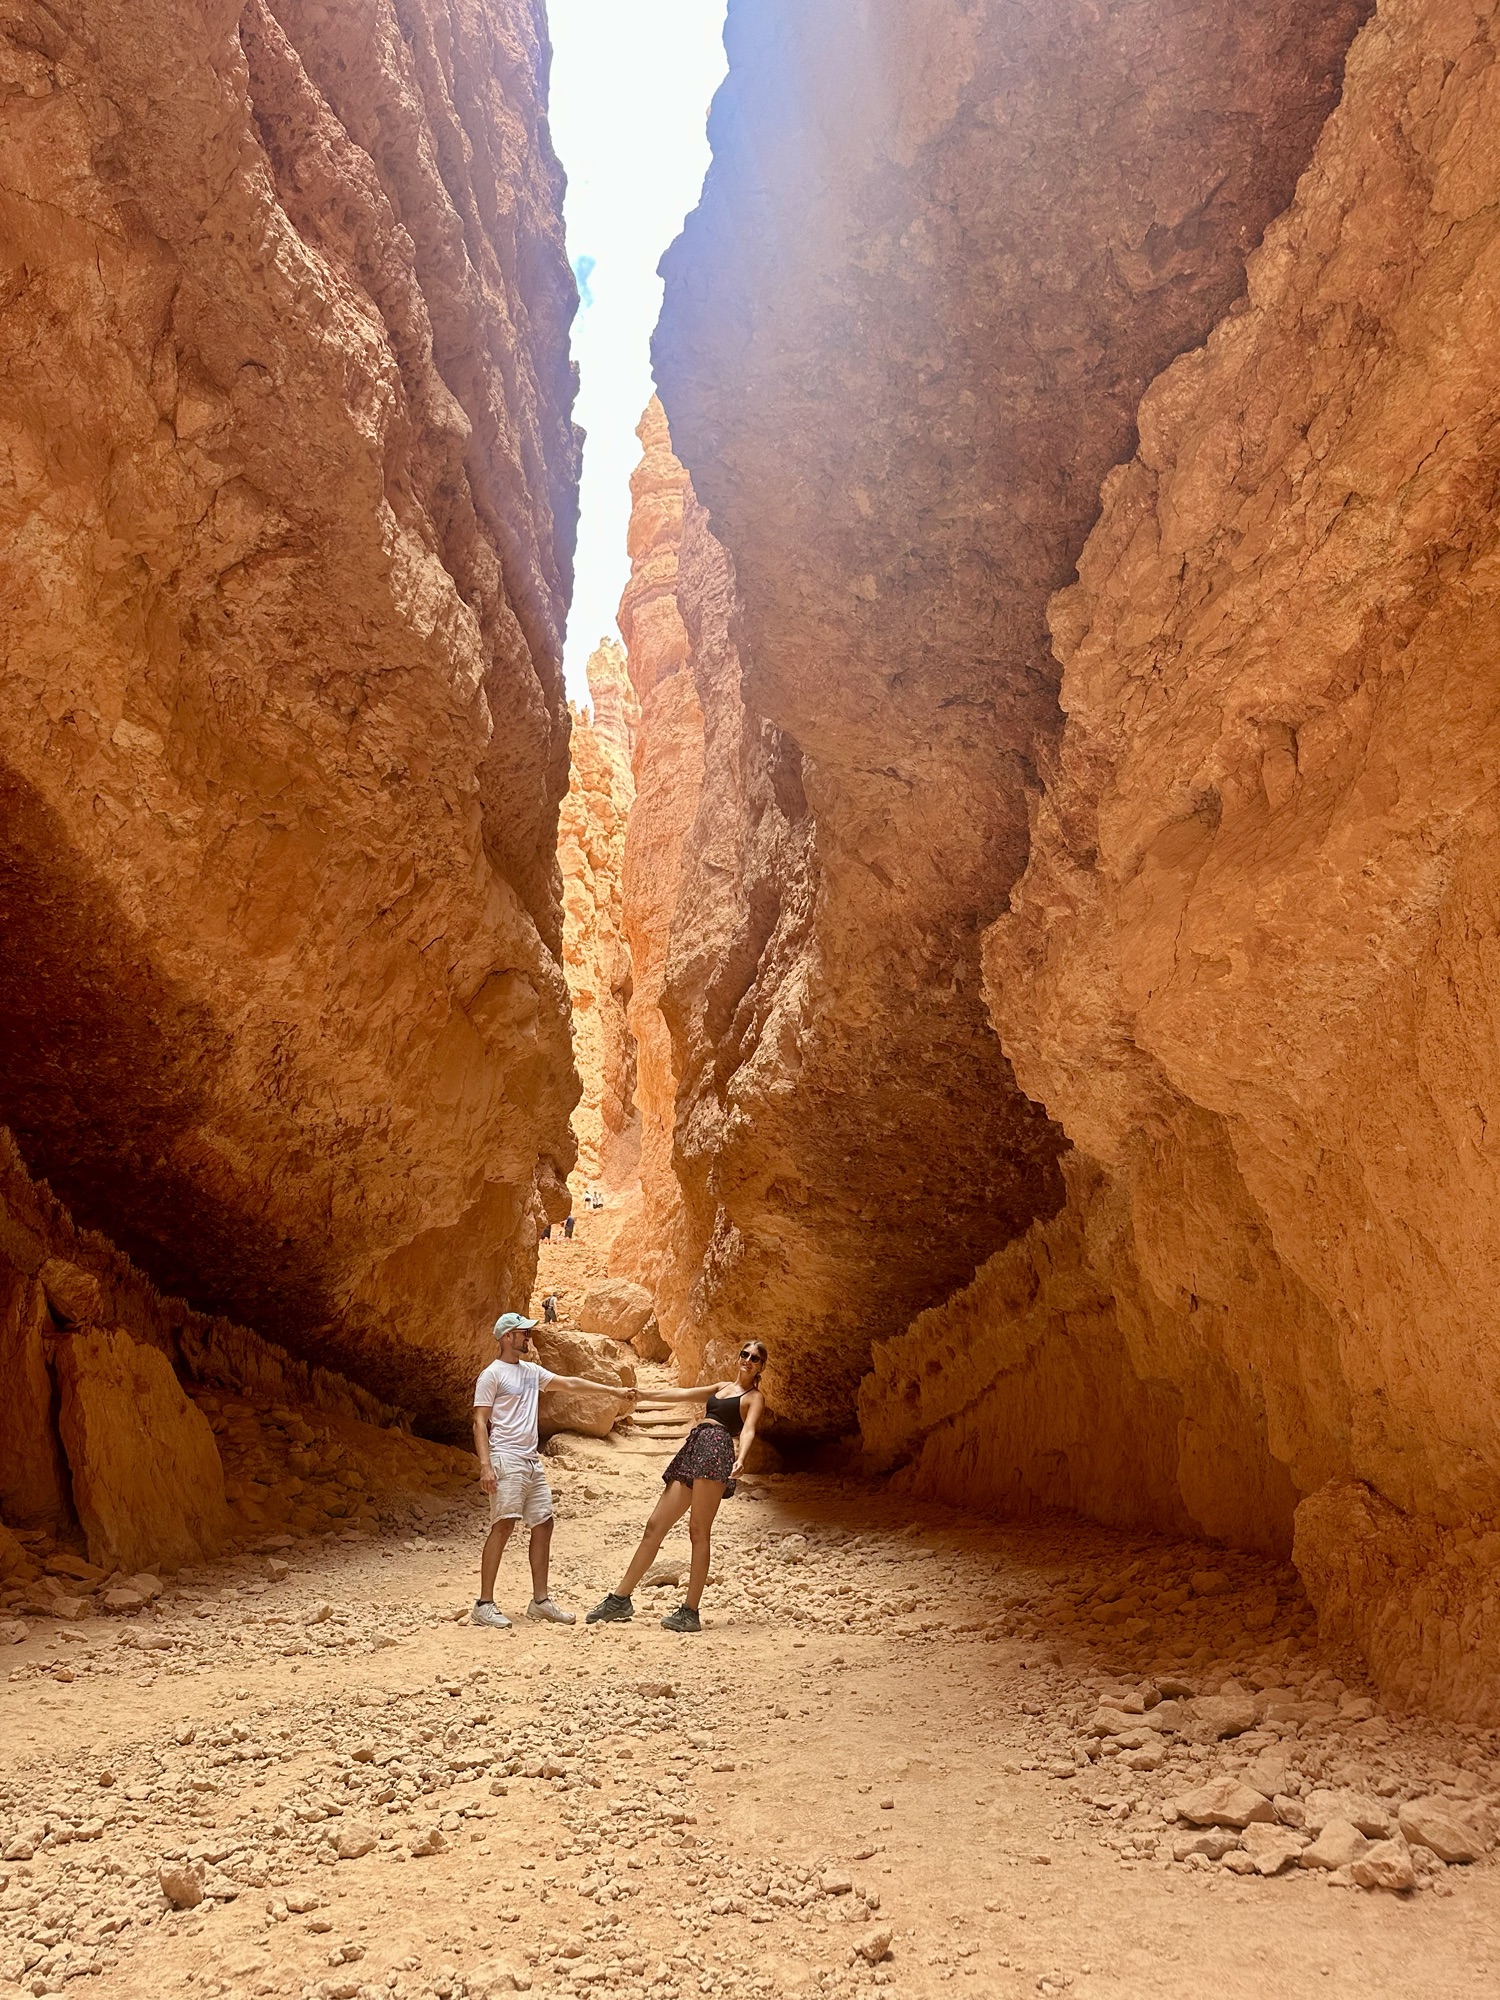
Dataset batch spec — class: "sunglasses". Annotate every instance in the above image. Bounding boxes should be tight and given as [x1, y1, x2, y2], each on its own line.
[740, 1347, 766, 1362]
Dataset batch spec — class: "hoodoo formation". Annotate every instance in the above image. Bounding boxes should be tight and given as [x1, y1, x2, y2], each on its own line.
[0, 0, 580, 1441]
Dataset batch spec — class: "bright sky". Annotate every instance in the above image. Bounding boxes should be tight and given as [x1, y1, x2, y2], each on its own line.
[548, 0, 729, 705]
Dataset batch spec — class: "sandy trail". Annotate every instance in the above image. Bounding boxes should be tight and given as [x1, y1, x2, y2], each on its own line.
[3, 1423, 1500, 2000]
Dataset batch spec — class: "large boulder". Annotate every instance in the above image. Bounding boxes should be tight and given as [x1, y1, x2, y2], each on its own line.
[577, 1280, 656, 1346]
[54, 1327, 230, 1571]
[532, 1325, 636, 1388]
[532, 1325, 634, 1441]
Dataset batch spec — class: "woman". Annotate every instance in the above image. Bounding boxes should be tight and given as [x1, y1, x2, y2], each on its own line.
[586, 1341, 768, 1633]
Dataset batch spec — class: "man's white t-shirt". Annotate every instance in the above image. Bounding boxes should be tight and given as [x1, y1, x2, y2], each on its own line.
[474, 1359, 556, 1462]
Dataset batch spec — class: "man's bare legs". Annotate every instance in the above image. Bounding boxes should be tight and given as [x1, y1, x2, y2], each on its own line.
[480, 1517, 515, 1602]
[481, 1515, 554, 1604]
[528, 1516, 554, 1603]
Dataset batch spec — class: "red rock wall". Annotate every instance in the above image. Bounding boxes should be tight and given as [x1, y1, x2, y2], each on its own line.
[978, 0, 1500, 1720]
[651, 0, 1370, 1433]
[0, 0, 580, 1431]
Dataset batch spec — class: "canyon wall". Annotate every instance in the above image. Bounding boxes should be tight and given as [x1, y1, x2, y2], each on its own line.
[0, 1127, 470, 1594]
[0, 0, 580, 1434]
[608, 404, 705, 1339]
[974, 0, 1500, 1721]
[652, 0, 1370, 1432]
[559, 642, 637, 1191]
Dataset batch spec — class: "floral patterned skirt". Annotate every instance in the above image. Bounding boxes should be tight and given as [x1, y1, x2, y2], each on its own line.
[662, 1420, 737, 1493]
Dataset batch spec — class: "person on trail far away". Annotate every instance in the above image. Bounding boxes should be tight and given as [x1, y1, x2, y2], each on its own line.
[542, 1292, 559, 1323]
[563, 1214, 575, 1239]
[472, 1312, 635, 1630]
[586, 1340, 767, 1634]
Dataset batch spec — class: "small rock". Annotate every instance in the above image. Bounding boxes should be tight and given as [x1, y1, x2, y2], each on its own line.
[0, 1619, 27, 1646]
[159, 1860, 206, 1909]
[305, 1602, 334, 1626]
[856, 1927, 893, 1964]
[1303, 1790, 1391, 1839]
[1243, 1752, 1289, 1798]
[1351, 1838, 1417, 1893]
[266, 1560, 291, 1583]
[175, 1724, 197, 1746]
[1298, 1819, 1371, 1872]
[333, 1824, 377, 1860]
[1397, 1798, 1482, 1864]
[49, 1593, 90, 1622]
[103, 1589, 147, 1615]
[1272, 1794, 1305, 1829]
[1185, 1696, 1258, 1743]
[409, 1827, 448, 1857]
[472, 1963, 533, 1995]
[3, 1838, 35, 1862]
[1120, 1744, 1165, 1772]
[1172, 1830, 1240, 1862]
[1174, 1776, 1276, 1830]
[821, 1873, 853, 1896]
[1191, 1571, 1228, 1596]
[1239, 1824, 1308, 1875]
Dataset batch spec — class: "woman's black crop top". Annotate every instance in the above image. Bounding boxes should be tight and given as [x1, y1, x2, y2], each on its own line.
[704, 1390, 746, 1435]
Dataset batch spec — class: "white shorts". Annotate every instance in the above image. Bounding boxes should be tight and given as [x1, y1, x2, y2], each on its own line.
[489, 1454, 553, 1527]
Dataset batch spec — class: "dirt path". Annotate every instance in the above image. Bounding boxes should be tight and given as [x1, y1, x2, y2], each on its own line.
[4, 1430, 1500, 2000]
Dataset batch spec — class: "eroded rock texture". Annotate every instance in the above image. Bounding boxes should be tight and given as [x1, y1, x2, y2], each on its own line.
[0, 1129, 470, 1575]
[608, 404, 705, 1340]
[559, 643, 637, 1190]
[0, 0, 579, 1429]
[653, 0, 1368, 1430]
[975, 0, 1500, 1721]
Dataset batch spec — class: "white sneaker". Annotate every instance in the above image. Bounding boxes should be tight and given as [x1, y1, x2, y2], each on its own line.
[526, 1597, 576, 1625]
[472, 1600, 512, 1629]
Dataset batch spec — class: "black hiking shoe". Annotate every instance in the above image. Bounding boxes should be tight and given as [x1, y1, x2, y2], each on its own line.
[586, 1592, 634, 1624]
[661, 1603, 702, 1634]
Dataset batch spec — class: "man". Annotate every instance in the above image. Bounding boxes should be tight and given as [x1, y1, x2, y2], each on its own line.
[542, 1292, 559, 1323]
[471, 1312, 634, 1629]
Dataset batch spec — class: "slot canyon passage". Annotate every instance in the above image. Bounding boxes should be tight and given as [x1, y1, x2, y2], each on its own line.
[9, 0, 1500, 1995]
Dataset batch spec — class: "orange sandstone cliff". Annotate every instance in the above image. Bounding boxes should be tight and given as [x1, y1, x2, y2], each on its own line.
[559, 641, 637, 1192]
[0, 0, 580, 1437]
[647, 0, 1500, 1720]
[651, 0, 1370, 1434]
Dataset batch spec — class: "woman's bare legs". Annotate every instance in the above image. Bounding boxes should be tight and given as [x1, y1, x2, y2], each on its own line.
[684, 1479, 725, 1609]
[614, 1481, 693, 1597]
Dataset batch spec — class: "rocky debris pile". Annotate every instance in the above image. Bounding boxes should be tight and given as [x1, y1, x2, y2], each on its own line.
[0, 1398, 472, 1646]
[196, 1393, 474, 1545]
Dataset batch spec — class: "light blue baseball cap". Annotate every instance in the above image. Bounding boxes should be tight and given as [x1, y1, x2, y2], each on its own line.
[493, 1312, 539, 1340]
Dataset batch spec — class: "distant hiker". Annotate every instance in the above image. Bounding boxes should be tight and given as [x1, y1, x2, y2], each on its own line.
[587, 1341, 768, 1634]
[563, 1214, 575, 1240]
[542, 1292, 559, 1323]
[540, 1224, 552, 1241]
[472, 1313, 634, 1629]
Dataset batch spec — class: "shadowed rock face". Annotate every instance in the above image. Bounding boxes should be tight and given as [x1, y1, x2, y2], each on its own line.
[0, 0, 579, 1431]
[651, 0, 1369, 1433]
